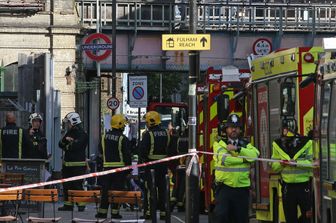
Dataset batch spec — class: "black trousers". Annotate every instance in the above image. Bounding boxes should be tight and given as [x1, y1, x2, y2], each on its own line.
[98, 169, 126, 215]
[172, 167, 185, 207]
[143, 163, 167, 216]
[213, 184, 249, 223]
[62, 166, 86, 206]
[282, 181, 312, 223]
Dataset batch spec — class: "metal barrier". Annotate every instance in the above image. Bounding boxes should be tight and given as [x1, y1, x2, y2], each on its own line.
[75, 0, 336, 32]
[150, 169, 157, 223]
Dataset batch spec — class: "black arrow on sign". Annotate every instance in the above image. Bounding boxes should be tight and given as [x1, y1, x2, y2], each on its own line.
[200, 37, 207, 47]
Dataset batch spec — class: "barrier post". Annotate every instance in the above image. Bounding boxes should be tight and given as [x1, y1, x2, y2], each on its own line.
[150, 169, 157, 223]
[165, 174, 171, 223]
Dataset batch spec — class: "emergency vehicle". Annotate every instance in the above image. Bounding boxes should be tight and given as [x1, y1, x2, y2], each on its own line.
[196, 66, 251, 211]
[147, 102, 188, 131]
[304, 38, 336, 223]
[248, 47, 323, 222]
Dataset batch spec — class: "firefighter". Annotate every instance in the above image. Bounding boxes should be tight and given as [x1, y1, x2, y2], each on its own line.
[271, 119, 313, 223]
[95, 114, 131, 219]
[0, 112, 24, 159]
[58, 112, 88, 212]
[213, 114, 259, 223]
[139, 111, 171, 220]
[24, 113, 48, 159]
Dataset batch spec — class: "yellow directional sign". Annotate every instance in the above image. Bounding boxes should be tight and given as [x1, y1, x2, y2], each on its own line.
[162, 34, 211, 51]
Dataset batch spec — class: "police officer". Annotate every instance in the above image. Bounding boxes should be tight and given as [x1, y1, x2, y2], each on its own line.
[0, 112, 24, 159]
[271, 119, 313, 223]
[213, 114, 259, 223]
[96, 114, 131, 219]
[139, 111, 171, 220]
[24, 113, 48, 159]
[58, 112, 88, 212]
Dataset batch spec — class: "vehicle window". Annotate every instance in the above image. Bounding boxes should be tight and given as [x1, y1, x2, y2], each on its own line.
[155, 106, 187, 132]
[280, 81, 296, 116]
[328, 80, 336, 180]
[321, 82, 331, 180]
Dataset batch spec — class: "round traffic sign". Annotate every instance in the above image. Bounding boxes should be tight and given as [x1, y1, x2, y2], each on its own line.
[253, 38, 272, 56]
[132, 86, 145, 100]
[84, 33, 112, 61]
[107, 97, 119, 110]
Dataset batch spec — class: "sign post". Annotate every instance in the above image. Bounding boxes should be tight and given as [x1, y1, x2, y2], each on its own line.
[162, 34, 211, 51]
[128, 75, 147, 143]
[252, 38, 272, 56]
[186, 1, 200, 222]
[161, 4, 211, 222]
[128, 76, 148, 108]
[107, 97, 120, 111]
[82, 33, 112, 61]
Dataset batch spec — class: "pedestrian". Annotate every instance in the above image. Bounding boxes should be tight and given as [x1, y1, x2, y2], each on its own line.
[271, 119, 313, 223]
[213, 114, 259, 223]
[0, 112, 24, 159]
[58, 112, 88, 212]
[24, 113, 48, 159]
[95, 114, 131, 219]
[139, 111, 171, 220]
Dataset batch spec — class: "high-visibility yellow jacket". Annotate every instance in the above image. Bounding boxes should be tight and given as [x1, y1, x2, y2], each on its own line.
[271, 136, 313, 183]
[213, 138, 259, 188]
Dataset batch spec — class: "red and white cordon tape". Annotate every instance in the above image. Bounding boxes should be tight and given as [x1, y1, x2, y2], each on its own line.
[0, 150, 319, 193]
[0, 153, 190, 193]
[198, 151, 319, 168]
[186, 150, 201, 177]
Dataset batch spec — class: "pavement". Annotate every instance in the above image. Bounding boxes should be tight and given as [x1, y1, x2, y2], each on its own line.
[13, 203, 257, 223]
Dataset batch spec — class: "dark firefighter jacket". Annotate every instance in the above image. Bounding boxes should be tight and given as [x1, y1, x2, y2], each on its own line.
[99, 129, 131, 168]
[0, 123, 24, 159]
[139, 125, 172, 162]
[24, 128, 48, 159]
[59, 126, 88, 167]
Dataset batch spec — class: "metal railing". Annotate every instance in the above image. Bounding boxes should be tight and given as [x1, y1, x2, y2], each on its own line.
[76, 1, 336, 32]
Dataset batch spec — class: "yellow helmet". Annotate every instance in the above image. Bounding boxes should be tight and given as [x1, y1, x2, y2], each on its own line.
[111, 114, 127, 129]
[144, 111, 161, 127]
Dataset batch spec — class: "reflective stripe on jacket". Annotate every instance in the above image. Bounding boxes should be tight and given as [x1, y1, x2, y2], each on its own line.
[271, 139, 313, 183]
[102, 133, 125, 167]
[148, 129, 170, 160]
[63, 161, 86, 167]
[213, 139, 259, 188]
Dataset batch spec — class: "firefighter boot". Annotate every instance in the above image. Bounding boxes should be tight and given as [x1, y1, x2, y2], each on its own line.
[58, 205, 73, 211]
[95, 213, 107, 219]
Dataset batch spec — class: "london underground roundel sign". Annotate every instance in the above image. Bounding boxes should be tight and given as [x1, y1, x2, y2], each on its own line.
[82, 33, 112, 61]
[253, 38, 272, 56]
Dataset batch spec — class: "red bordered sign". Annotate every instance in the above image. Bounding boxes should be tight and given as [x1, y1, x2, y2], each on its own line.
[107, 97, 120, 110]
[253, 38, 272, 56]
[82, 33, 112, 61]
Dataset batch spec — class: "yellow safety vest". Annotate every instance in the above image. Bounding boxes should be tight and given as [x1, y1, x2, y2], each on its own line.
[271, 139, 313, 183]
[213, 139, 259, 188]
